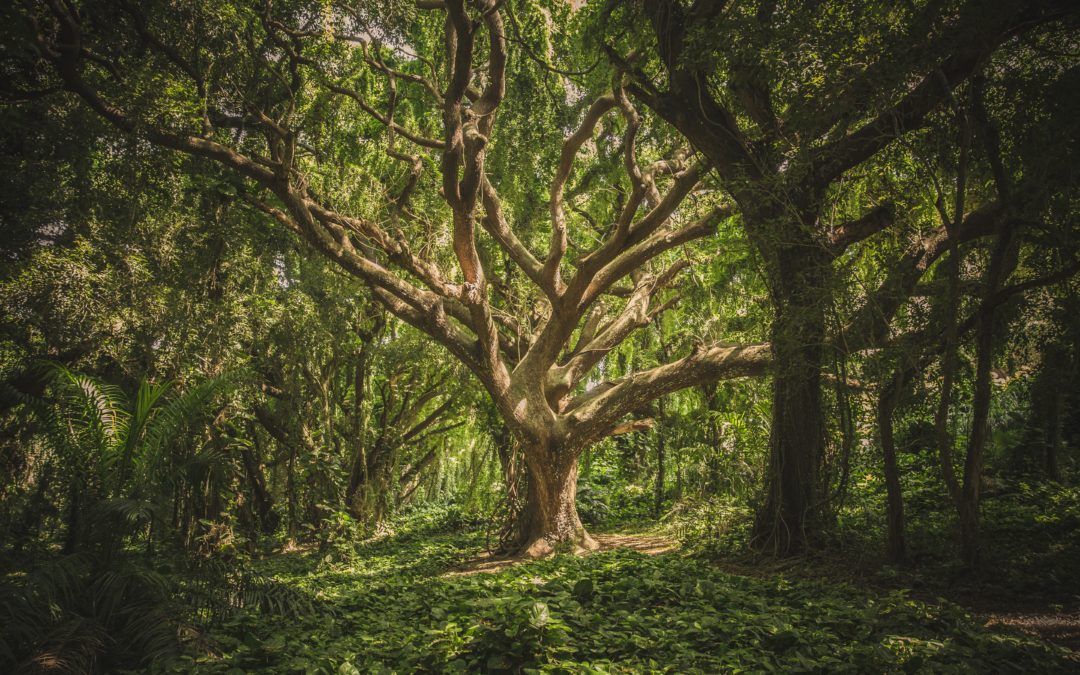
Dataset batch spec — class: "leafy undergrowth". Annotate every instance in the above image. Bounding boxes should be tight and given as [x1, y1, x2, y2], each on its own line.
[823, 481, 1080, 609]
[665, 482, 1080, 654]
[156, 531, 1076, 674]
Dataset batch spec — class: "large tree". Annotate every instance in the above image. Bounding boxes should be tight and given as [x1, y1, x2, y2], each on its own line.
[15, 0, 776, 555]
[604, 0, 1076, 553]
[16, 0, 1076, 558]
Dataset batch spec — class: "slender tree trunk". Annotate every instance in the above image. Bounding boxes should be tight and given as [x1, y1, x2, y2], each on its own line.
[516, 444, 596, 557]
[1025, 342, 1067, 481]
[959, 229, 1017, 568]
[933, 251, 964, 506]
[370, 442, 396, 524]
[675, 447, 683, 501]
[346, 340, 373, 517]
[835, 381, 855, 512]
[654, 431, 666, 518]
[346, 452, 368, 517]
[654, 331, 669, 517]
[399, 445, 440, 503]
[878, 369, 907, 563]
[241, 425, 278, 534]
[957, 299, 991, 568]
[935, 102, 971, 507]
[955, 77, 1017, 570]
[286, 445, 298, 540]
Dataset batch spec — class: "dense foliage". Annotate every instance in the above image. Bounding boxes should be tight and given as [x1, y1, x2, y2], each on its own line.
[146, 502, 1080, 673]
[1, 0, 1079, 671]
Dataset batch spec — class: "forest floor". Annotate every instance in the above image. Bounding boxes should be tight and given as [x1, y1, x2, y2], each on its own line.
[450, 527, 1080, 654]
[448, 532, 677, 576]
[164, 516, 1078, 673]
[713, 551, 1080, 654]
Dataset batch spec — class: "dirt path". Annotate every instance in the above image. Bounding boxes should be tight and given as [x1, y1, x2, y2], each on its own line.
[981, 611, 1080, 652]
[445, 532, 677, 576]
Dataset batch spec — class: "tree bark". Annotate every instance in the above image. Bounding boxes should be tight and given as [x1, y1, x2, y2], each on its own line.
[959, 301, 992, 570]
[959, 227, 1018, 568]
[654, 430, 666, 518]
[346, 332, 376, 517]
[516, 444, 597, 557]
[932, 111, 970, 507]
[878, 370, 908, 563]
[751, 251, 828, 556]
[1025, 341, 1068, 481]
[241, 426, 278, 535]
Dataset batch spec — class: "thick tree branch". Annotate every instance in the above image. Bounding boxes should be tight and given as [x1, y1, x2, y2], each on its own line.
[813, 1, 1069, 187]
[828, 203, 896, 255]
[561, 342, 772, 448]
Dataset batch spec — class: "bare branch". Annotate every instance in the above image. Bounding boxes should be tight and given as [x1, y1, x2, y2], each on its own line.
[480, 175, 549, 294]
[326, 81, 446, 149]
[812, 2, 1069, 187]
[547, 93, 617, 291]
[841, 202, 1006, 354]
[608, 419, 656, 436]
[582, 205, 730, 308]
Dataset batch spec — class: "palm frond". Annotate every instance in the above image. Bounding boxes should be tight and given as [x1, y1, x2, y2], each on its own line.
[178, 557, 325, 627]
[49, 365, 129, 450]
[117, 379, 175, 488]
[140, 371, 241, 483]
[0, 554, 180, 673]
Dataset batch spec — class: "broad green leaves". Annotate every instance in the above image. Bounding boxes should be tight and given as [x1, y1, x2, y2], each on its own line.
[165, 532, 1075, 673]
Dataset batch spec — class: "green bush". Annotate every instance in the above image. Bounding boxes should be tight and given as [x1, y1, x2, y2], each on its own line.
[664, 495, 754, 556]
[0, 554, 180, 673]
[575, 483, 610, 526]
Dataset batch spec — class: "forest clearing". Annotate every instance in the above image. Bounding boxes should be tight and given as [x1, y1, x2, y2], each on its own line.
[2, 0, 1079, 672]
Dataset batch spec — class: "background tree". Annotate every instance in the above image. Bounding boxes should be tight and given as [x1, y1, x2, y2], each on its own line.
[602, 0, 1078, 554]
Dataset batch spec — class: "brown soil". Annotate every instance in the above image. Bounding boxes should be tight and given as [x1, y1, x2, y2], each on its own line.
[445, 532, 676, 577]
[982, 610, 1080, 653]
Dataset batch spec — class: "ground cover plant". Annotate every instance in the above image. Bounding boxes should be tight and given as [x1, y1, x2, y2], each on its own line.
[157, 512, 1079, 674]
[2, 0, 1080, 671]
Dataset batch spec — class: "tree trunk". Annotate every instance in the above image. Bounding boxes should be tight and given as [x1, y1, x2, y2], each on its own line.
[654, 430, 666, 518]
[346, 342, 372, 517]
[834, 374, 855, 512]
[878, 370, 907, 563]
[752, 254, 827, 555]
[959, 312, 993, 569]
[285, 445, 298, 540]
[1025, 342, 1067, 481]
[240, 427, 278, 535]
[516, 445, 597, 557]
[933, 253, 963, 505]
[959, 228, 1017, 569]
[346, 450, 368, 517]
[399, 445, 440, 503]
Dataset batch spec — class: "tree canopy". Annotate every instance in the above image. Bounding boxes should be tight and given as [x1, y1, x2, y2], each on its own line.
[2, 0, 1080, 671]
